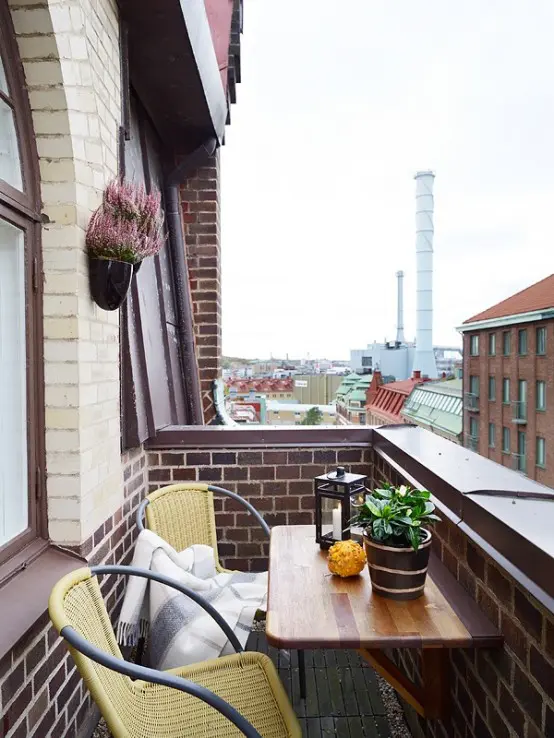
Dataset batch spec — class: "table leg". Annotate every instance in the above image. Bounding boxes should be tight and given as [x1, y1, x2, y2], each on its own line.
[298, 649, 306, 700]
[358, 647, 451, 720]
[422, 648, 450, 719]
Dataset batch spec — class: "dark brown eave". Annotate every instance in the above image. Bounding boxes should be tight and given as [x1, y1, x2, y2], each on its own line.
[119, 0, 227, 150]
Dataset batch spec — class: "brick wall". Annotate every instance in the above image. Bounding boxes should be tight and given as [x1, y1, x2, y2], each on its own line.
[148, 445, 371, 571]
[9, 0, 124, 545]
[180, 150, 221, 424]
[0, 448, 147, 738]
[374, 450, 554, 738]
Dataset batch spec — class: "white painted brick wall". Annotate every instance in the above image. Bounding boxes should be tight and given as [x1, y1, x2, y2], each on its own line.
[9, 0, 124, 544]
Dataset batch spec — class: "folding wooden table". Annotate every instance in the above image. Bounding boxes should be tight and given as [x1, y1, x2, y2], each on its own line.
[266, 526, 503, 719]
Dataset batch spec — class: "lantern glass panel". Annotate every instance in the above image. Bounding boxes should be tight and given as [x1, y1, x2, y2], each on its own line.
[321, 496, 344, 541]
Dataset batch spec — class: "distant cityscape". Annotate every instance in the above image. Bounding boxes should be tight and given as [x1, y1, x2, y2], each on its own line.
[223, 171, 553, 489]
[222, 271, 554, 490]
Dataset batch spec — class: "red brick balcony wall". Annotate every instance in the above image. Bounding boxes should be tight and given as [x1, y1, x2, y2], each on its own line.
[0, 448, 148, 738]
[180, 151, 221, 425]
[148, 445, 371, 571]
[374, 451, 554, 738]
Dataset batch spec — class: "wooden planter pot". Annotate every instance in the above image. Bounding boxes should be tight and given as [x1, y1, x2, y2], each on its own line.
[88, 256, 134, 311]
[363, 529, 432, 600]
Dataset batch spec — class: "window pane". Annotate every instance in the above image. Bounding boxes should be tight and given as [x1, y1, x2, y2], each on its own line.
[518, 329, 527, 355]
[488, 376, 495, 401]
[503, 331, 511, 355]
[0, 218, 27, 545]
[0, 97, 22, 190]
[488, 423, 495, 447]
[537, 327, 546, 355]
[0, 54, 8, 95]
[488, 334, 496, 355]
[536, 437, 546, 467]
[503, 378, 510, 403]
[502, 427, 510, 453]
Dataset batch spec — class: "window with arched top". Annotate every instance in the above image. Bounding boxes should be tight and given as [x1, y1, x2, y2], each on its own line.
[0, 1, 44, 571]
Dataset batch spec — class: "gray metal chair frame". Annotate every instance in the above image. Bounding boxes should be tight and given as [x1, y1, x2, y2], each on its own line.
[61, 565, 262, 737]
[135, 485, 308, 698]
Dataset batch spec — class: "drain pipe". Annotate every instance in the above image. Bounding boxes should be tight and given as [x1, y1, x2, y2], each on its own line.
[165, 137, 217, 426]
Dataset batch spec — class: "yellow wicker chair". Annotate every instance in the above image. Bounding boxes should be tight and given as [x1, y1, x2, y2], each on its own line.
[136, 483, 270, 572]
[49, 565, 300, 738]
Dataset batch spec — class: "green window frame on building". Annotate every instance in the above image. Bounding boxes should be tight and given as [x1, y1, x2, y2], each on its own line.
[536, 326, 547, 356]
[536, 380, 546, 411]
[536, 437, 546, 469]
[502, 331, 511, 355]
[518, 329, 527, 356]
[502, 427, 510, 454]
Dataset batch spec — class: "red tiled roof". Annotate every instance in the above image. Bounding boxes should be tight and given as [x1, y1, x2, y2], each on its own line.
[366, 378, 426, 423]
[226, 378, 294, 393]
[463, 274, 554, 324]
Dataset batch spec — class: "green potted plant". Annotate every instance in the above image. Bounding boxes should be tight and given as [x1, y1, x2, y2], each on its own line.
[86, 179, 165, 310]
[350, 483, 441, 600]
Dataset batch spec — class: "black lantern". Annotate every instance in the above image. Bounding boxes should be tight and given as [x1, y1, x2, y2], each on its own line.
[314, 466, 368, 549]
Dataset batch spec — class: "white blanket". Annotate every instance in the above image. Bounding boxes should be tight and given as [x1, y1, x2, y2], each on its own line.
[117, 529, 267, 670]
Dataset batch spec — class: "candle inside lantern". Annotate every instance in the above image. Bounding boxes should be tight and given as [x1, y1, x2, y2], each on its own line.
[332, 503, 342, 540]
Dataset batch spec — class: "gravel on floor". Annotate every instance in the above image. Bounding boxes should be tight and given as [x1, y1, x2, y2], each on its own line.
[376, 676, 412, 738]
[92, 718, 109, 737]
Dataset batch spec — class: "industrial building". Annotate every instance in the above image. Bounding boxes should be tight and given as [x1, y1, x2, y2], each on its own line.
[351, 173, 461, 381]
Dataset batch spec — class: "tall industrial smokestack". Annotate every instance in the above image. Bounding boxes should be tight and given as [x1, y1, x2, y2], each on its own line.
[412, 171, 438, 378]
[395, 270, 405, 344]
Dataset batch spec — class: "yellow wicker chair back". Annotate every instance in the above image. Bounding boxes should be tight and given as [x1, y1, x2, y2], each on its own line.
[49, 567, 132, 736]
[145, 483, 224, 567]
[49, 567, 301, 738]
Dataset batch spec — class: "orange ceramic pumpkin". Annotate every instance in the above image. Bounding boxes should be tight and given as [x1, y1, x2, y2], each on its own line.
[327, 540, 367, 577]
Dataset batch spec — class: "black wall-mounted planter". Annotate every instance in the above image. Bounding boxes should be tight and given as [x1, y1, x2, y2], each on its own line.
[88, 256, 133, 311]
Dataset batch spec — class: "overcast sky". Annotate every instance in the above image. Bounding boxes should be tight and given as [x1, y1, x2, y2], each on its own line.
[221, 0, 554, 360]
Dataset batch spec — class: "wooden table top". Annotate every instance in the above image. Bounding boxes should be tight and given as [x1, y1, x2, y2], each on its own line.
[266, 526, 503, 650]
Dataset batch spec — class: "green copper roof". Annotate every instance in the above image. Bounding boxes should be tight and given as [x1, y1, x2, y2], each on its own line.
[402, 381, 462, 439]
[336, 374, 361, 395]
[347, 389, 368, 402]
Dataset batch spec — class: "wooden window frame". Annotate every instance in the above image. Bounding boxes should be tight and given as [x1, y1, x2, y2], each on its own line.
[0, 2, 46, 579]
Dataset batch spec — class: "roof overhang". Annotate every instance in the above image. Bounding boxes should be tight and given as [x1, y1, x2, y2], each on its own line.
[120, 0, 228, 151]
[457, 308, 554, 333]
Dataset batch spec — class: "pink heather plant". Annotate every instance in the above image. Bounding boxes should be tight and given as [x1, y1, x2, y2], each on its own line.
[86, 179, 165, 264]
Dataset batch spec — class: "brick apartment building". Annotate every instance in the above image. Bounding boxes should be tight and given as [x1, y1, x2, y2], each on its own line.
[460, 274, 554, 485]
